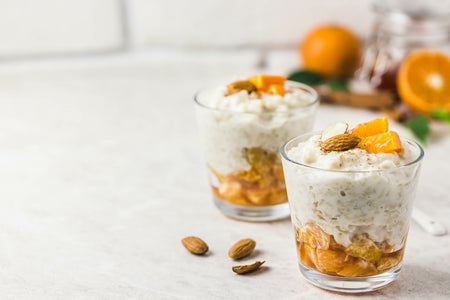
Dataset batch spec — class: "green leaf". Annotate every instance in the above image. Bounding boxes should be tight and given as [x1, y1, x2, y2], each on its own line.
[431, 109, 450, 123]
[326, 78, 349, 91]
[404, 115, 430, 143]
[287, 70, 323, 86]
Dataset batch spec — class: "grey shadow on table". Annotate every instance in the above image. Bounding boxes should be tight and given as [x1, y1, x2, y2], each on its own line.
[376, 264, 450, 298]
[341, 264, 450, 298]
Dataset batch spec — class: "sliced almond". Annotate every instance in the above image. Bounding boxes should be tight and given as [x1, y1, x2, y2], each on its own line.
[181, 236, 208, 255]
[321, 122, 349, 141]
[321, 134, 361, 152]
[232, 261, 265, 275]
[228, 238, 256, 259]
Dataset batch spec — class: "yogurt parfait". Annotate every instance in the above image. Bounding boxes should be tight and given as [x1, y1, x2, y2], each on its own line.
[194, 75, 318, 221]
[281, 117, 424, 292]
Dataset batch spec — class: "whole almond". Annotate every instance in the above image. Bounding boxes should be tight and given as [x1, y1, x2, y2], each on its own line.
[225, 80, 257, 96]
[232, 261, 265, 275]
[181, 236, 208, 255]
[321, 134, 361, 152]
[228, 238, 256, 259]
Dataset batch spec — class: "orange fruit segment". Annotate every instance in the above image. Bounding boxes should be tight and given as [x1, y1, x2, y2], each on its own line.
[268, 84, 286, 96]
[299, 223, 331, 250]
[397, 50, 450, 113]
[358, 131, 403, 153]
[300, 25, 361, 78]
[350, 117, 389, 137]
[248, 75, 286, 93]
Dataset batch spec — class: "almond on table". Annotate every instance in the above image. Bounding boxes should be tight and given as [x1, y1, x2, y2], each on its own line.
[181, 236, 209, 255]
[228, 238, 256, 259]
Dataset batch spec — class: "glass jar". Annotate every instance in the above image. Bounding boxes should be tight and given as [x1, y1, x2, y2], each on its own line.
[356, 0, 450, 92]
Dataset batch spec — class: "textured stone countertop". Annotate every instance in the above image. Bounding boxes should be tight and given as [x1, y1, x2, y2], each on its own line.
[0, 56, 449, 299]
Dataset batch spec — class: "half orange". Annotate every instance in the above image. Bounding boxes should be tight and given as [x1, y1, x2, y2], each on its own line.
[397, 50, 450, 113]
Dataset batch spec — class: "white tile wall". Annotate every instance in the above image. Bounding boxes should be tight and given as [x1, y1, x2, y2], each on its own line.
[0, 0, 124, 58]
[128, 0, 374, 48]
[264, 49, 301, 75]
[0, 0, 376, 59]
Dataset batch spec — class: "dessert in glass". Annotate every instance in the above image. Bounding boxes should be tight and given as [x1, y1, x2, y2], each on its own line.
[281, 118, 424, 292]
[194, 75, 318, 221]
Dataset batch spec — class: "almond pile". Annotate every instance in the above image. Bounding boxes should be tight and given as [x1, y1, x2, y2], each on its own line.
[181, 236, 265, 275]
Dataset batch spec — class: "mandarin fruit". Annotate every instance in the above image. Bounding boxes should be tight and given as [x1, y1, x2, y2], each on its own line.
[300, 25, 361, 78]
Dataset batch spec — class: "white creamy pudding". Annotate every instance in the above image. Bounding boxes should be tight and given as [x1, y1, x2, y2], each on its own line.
[195, 77, 318, 207]
[284, 134, 420, 247]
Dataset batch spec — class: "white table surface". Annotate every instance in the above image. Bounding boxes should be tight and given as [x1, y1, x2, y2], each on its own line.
[0, 56, 449, 299]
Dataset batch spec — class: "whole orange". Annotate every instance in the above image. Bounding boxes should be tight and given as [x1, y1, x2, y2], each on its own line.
[300, 25, 361, 78]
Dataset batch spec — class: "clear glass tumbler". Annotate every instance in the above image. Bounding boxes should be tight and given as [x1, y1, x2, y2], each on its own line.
[281, 132, 424, 292]
[194, 81, 318, 221]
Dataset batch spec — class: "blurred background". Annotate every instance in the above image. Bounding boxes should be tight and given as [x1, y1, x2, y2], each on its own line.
[0, 0, 374, 65]
[1, 0, 448, 125]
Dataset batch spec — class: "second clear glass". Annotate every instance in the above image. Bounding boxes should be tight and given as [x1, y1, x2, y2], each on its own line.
[195, 81, 319, 221]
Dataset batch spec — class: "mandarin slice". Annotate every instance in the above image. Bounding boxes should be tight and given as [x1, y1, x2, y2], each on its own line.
[212, 185, 248, 206]
[299, 243, 319, 269]
[248, 75, 286, 92]
[337, 258, 378, 277]
[358, 131, 403, 153]
[299, 223, 331, 249]
[218, 177, 244, 199]
[272, 163, 285, 181]
[268, 84, 286, 96]
[377, 256, 402, 271]
[350, 117, 389, 137]
[345, 234, 382, 263]
[234, 169, 261, 182]
[329, 235, 346, 251]
[244, 186, 270, 205]
[210, 147, 287, 206]
[268, 187, 287, 205]
[316, 248, 347, 274]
